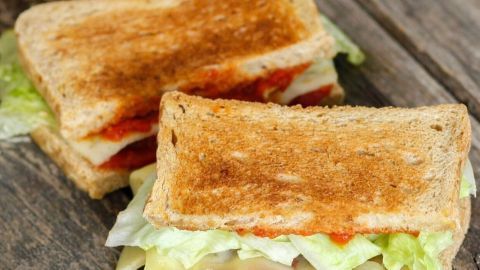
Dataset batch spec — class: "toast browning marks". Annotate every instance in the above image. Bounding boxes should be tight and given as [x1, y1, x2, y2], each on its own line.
[145, 92, 471, 236]
[16, 0, 331, 140]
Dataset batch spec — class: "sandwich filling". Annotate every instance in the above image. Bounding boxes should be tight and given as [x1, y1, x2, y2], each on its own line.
[0, 15, 363, 171]
[65, 57, 341, 168]
[106, 162, 476, 270]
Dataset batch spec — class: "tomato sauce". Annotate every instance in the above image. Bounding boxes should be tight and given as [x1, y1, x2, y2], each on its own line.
[329, 233, 355, 245]
[95, 64, 327, 144]
[289, 84, 334, 107]
[95, 64, 333, 170]
[188, 64, 312, 104]
[410, 231, 420, 237]
[99, 136, 157, 170]
[99, 112, 159, 141]
[236, 228, 421, 246]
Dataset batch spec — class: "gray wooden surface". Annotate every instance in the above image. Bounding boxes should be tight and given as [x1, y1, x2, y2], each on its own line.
[0, 0, 479, 269]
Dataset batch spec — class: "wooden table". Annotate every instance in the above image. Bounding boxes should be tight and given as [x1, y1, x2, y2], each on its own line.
[0, 0, 479, 269]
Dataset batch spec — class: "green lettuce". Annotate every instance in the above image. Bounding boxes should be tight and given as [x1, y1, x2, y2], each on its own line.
[237, 234, 299, 266]
[460, 159, 476, 198]
[289, 234, 381, 270]
[0, 31, 54, 139]
[375, 232, 452, 270]
[321, 15, 365, 65]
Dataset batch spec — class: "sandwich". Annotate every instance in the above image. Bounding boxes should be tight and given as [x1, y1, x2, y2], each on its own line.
[106, 92, 476, 270]
[0, 0, 364, 198]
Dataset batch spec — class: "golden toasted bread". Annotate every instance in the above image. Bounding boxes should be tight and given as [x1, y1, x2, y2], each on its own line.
[30, 126, 129, 199]
[15, 0, 333, 140]
[144, 92, 471, 236]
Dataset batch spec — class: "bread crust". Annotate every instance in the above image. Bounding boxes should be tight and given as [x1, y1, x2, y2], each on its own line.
[439, 197, 471, 270]
[145, 92, 471, 237]
[30, 126, 129, 199]
[15, 0, 333, 140]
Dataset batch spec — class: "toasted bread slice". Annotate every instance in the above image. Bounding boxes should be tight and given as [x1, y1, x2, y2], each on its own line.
[15, 0, 333, 140]
[30, 126, 129, 199]
[144, 92, 471, 236]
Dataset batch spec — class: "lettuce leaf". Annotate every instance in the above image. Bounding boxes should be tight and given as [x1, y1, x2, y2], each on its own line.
[0, 31, 54, 139]
[289, 234, 381, 270]
[116, 247, 146, 270]
[460, 159, 476, 198]
[105, 171, 157, 249]
[145, 248, 184, 270]
[374, 232, 452, 270]
[129, 163, 157, 195]
[237, 234, 299, 266]
[321, 15, 365, 65]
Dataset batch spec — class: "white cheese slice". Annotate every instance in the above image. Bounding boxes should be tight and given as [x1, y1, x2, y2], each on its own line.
[279, 58, 338, 104]
[68, 124, 159, 166]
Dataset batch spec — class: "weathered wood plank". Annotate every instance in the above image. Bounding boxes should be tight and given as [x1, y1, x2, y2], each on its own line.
[0, 137, 130, 269]
[316, 1, 479, 269]
[357, 0, 480, 125]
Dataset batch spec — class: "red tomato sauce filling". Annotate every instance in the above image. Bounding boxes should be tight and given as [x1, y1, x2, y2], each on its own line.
[329, 233, 355, 245]
[93, 64, 325, 143]
[99, 136, 157, 170]
[98, 112, 159, 141]
[94, 64, 334, 170]
[289, 84, 334, 107]
[188, 63, 332, 107]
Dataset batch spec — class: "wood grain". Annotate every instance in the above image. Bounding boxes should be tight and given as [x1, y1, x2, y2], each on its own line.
[357, 0, 480, 123]
[0, 0, 478, 269]
[0, 137, 131, 269]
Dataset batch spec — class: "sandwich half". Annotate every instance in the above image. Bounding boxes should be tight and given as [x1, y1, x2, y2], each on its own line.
[0, 0, 364, 198]
[107, 92, 476, 270]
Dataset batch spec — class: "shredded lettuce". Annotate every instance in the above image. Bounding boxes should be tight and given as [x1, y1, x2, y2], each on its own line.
[116, 247, 146, 270]
[237, 234, 299, 266]
[145, 248, 184, 270]
[321, 15, 365, 65]
[374, 232, 452, 270]
[0, 31, 54, 139]
[129, 163, 157, 195]
[460, 159, 477, 198]
[289, 234, 381, 270]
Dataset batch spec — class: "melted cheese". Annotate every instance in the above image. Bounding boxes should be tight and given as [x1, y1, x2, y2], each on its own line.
[279, 59, 338, 104]
[68, 124, 159, 166]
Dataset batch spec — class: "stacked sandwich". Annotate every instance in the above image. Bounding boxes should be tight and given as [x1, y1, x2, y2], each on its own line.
[0, 0, 363, 198]
[107, 92, 476, 270]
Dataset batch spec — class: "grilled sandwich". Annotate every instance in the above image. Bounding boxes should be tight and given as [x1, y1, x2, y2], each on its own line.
[107, 92, 476, 270]
[6, 0, 364, 198]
